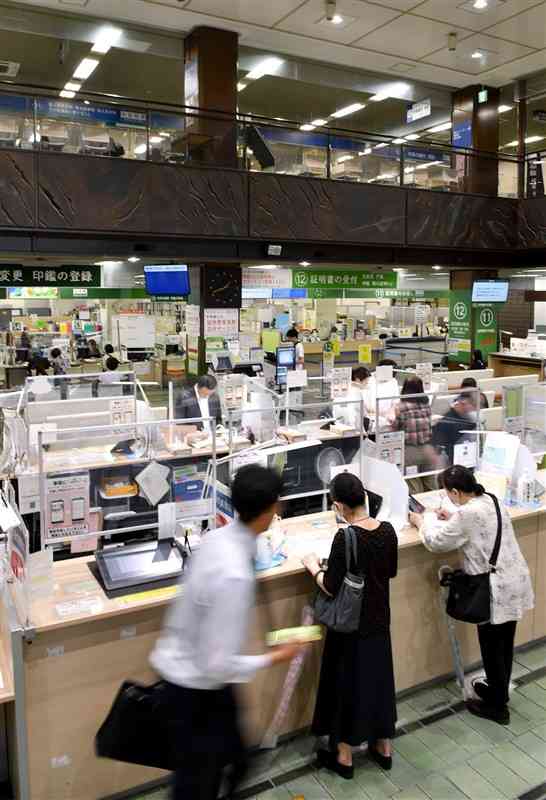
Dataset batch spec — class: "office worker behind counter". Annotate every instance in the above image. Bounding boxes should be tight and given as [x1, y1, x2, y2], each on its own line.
[175, 375, 222, 431]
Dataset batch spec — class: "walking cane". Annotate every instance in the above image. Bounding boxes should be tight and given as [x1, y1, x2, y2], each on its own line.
[438, 565, 468, 700]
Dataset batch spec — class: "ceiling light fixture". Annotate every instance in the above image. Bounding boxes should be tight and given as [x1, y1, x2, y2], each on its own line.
[473, 0, 488, 8]
[392, 138, 406, 144]
[237, 82, 247, 92]
[370, 92, 389, 102]
[245, 56, 283, 82]
[526, 135, 544, 143]
[73, 58, 100, 80]
[299, 261, 311, 267]
[330, 102, 365, 118]
[498, 104, 513, 113]
[134, 144, 147, 155]
[149, 136, 163, 144]
[300, 123, 315, 131]
[337, 154, 354, 163]
[405, 133, 421, 140]
[311, 118, 328, 126]
[432, 265, 442, 270]
[59, 90, 75, 99]
[502, 140, 518, 148]
[331, 13, 344, 24]
[91, 27, 121, 54]
[471, 50, 484, 59]
[374, 142, 388, 149]
[428, 121, 452, 133]
[358, 147, 372, 155]
[64, 82, 81, 92]
[128, 257, 140, 263]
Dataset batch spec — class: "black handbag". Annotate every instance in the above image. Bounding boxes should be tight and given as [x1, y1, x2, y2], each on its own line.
[440, 492, 502, 625]
[314, 526, 365, 633]
[95, 680, 177, 771]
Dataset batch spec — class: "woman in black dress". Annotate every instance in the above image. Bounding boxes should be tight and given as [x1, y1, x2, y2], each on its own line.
[303, 472, 398, 779]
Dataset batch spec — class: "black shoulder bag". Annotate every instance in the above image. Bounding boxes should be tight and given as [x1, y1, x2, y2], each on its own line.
[313, 526, 365, 633]
[439, 492, 502, 625]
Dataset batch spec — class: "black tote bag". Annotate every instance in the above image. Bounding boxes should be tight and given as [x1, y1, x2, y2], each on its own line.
[95, 680, 177, 771]
[440, 492, 503, 625]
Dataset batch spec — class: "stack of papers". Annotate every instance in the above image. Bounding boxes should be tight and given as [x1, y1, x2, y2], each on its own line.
[135, 461, 171, 506]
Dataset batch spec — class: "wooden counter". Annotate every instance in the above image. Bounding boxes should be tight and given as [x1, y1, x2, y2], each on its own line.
[488, 352, 546, 380]
[9, 491, 546, 800]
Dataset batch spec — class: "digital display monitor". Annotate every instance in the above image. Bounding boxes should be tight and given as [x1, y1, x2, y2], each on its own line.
[276, 346, 295, 386]
[471, 280, 509, 303]
[144, 264, 190, 296]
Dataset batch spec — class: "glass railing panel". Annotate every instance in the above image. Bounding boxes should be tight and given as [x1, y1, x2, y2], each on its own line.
[244, 124, 328, 177]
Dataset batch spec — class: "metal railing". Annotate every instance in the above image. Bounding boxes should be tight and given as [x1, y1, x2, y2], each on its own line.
[0, 83, 521, 198]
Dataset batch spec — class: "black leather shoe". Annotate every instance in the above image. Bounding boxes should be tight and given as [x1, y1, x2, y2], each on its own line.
[316, 749, 354, 780]
[466, 699, 510, 726]
[471, 678, 490, 702]
[369, 745, 393, 771]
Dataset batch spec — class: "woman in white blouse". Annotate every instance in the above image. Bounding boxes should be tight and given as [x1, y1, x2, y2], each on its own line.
[410, 466, 534, 726]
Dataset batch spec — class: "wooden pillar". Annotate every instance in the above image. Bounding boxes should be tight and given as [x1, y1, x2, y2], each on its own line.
[184, 26, 239, 167]
[452, 85, 500, 195]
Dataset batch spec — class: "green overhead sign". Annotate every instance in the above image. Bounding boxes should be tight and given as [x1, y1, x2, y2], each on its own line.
[0, 266, 100, 287]
[292, 269, 397, 291]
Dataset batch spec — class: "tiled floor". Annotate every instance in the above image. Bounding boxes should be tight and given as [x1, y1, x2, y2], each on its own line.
[130, 641, 546, 800]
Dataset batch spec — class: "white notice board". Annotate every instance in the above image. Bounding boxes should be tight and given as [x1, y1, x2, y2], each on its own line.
[113, 315, 156, 349]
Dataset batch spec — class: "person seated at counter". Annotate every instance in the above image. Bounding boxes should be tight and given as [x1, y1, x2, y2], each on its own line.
[175, 374, 222, 432]
[50, 347, 69, 376]
[461, 376, 489, 409]
[334, 367, 373, 430]
[432, 392, 477, 466]
[87, 338, 102, 359]
[369, 360, 400, 420]
[470, 349, 486, 370]
[100, 356, 120, 385]
[285, 327, 305, 370]
[102, 343, 121, 368]
[391, 377, 436, 492]
[410, 465, 534, 725]
[303, 472, 398, 778]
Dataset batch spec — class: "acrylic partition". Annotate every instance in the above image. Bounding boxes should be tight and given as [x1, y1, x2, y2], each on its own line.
[375, 385, 482, 491]
[36, 416, 217, 550]
[522, 381, 546, 458]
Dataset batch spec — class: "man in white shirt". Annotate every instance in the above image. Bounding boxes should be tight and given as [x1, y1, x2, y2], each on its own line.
[150, 465, 301, 799]
[285, 327, 305, 370]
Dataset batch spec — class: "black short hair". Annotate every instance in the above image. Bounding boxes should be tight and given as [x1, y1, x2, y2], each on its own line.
[197, 374, 217, 391]
[105, 357, 119, 371]
[352, 366, 371, 382]
[105, 344, 114, 354]
[330, 472, 366, 510]
[231, 465, 283, 523]
[461, 376, 477, 388]
[377, 358, 397, 368]
[456, 391, 477, 406]
[285, 328, 299, 340]
[50, 348, 61, 359]
[441, 465, 484, 496]
[402, 376, 429, 404]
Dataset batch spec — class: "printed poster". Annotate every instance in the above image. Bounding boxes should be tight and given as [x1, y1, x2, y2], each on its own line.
[45, 471, 90, 541]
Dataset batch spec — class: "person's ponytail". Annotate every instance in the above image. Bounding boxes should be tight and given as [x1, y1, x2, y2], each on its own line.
[441, 465, 484, 497]
[474, 483, 485, 497]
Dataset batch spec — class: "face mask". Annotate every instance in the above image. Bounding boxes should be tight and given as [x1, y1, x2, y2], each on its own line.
[333, 502, 347, 524]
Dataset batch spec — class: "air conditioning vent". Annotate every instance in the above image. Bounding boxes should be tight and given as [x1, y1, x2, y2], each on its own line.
[0, 61, 20, 78]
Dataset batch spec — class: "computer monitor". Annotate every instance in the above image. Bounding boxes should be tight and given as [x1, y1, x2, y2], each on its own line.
[214, 354, 233, 372]
[233, 363, 263, 377]
[276, 346, 295, 386]
[471, 280, 509, 303]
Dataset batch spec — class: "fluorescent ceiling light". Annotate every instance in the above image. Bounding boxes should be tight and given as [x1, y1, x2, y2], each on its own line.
[331, 14, 344, 24]
[245, 57, 283, 81]
[299, 261, 311, 267]
[526, 135, 544, 143]
[134, 144, 147, 155]
[374, 142, 388, 149]
[393, 268, 405, 273]
[128, 257, 140, 263]
[502, 140, 518, 147]
[471, 50, 484, 59]
[473, 0, 488, 8]
[91, 27, 121, 54]
[498, 104, 513, 113]
[370, 92, 389, 102]
[59, 90, 75, 99]
[300, 123, 315, 131]
[432, 265, 442, 270]
[428, 122, 452, 133]
[405, 133, 421, 140]
[331, 102, 365, 118]
[149, 136, 163, 144]
[73, 58, 100, 80]
[358, 148, 372, 155]
[311, 118, 328, 126]
[64, 82, 81, 92]
[337, 154, 354, 163]
[392, 138, 406, 144]
[415, 160, 442, 170]
[237, 82, 247, 92]
[249, 265, 279, 270]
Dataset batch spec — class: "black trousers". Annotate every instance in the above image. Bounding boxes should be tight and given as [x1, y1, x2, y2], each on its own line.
[477, 620, 517, 710]
[163, 683, 247, 800]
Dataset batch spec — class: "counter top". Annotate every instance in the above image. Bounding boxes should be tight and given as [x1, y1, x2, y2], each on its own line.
[25, 475, 546, 634]
[488, 352, 545, 362]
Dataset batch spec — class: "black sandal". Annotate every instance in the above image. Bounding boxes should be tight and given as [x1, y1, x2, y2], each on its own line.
[369, 745, 393, 771]
[316, 749, 354, 780]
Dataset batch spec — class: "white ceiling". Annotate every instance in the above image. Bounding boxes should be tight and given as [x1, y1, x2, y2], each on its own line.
[8, 0, 546, 88]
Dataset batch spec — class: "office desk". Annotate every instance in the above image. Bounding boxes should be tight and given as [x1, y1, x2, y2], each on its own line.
[488, 352, 546, 380]
[6, 480, 546, 799]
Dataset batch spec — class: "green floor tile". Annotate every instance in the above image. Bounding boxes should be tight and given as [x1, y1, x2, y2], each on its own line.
[412, 727, 472, 766]
[434, 716, 492, 756]
[397, 700, 425, 726]
[393, 787, 430, 800]
[256, 789, 291, 800]
[513, 730, 546, 766]
[460, 709, 513, 744]
[533, 721, 546, 740]
[518, 682, 546, 710]
[316, 768, 367, 799]
[490, 742, 546, 787]
[537, 675, 546, 691]
[405, 687, 455, 715]
[354, 763, 401, 799]
[510, 692, 546, 723]
[418, 773, 470, 800]
[514, 643, 546, 672]
[393, 734, 447, 773]
[382, 752, 423, 790]
[283, 774, 332, 799]
[467, 750, 528, 798]
[445, 764, 507, 800]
